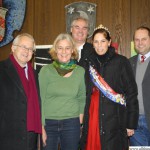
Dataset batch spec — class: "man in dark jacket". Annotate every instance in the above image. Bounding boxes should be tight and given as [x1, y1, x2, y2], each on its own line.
[70, 16, 94, 67]
[0, 33, 42, 150]
[130, 26, 150, 146]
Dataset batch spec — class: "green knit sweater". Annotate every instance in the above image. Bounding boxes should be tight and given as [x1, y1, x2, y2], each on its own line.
[39, 64, 86, 125]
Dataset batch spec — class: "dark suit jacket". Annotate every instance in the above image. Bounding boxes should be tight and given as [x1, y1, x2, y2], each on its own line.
[78, 42, 94, 68]
[130, 55, 150, 130]
[0, 58, 40, 150]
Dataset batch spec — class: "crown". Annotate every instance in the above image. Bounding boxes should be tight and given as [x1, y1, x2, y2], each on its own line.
[94, 24, 110, 34]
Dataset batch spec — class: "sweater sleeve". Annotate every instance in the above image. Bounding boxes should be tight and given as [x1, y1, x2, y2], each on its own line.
[77, 68, 86, 114]
[38, 66, 49, 126]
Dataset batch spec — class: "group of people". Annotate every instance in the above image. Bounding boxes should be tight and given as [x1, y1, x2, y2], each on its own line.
[0, 16, 150, 150]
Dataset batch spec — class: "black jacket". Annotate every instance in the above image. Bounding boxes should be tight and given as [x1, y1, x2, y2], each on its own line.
[0, 58, 40, 150]
[80, 47, 139, 150]
[78, 42, 94, 68]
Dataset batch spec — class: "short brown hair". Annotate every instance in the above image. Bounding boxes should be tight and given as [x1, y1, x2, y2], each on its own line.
[133, 26, 150, 40]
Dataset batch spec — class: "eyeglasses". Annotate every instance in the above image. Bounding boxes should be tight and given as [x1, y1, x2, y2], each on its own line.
[14, 45, 35, 53]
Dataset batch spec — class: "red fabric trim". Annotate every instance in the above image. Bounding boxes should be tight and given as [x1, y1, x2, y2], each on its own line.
[85, 87, 101, 150]
[10, 54, 42, 133]
[0, 16, 5, 28]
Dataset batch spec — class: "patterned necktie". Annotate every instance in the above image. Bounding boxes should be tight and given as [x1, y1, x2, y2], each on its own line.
[141, 55, 146, 63]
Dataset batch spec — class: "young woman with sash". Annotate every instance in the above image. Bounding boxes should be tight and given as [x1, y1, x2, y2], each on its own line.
[80, 25, 139, 150]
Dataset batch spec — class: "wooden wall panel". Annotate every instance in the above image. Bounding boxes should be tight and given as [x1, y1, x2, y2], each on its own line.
[131, 0, 150, 40]
[34, 0, 131, 57]
[97, 0, 131, 57]
[34, 0, 97, 45]
[0, 43, 11, 61]
[21, 0, 35, 35]
[0, 0, 150, 61]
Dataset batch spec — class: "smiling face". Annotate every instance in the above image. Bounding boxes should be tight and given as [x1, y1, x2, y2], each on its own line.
[71, 18, 89, 45]
[56, 39, 73, 63]
[134, 29, 150, 55]
[93, 33, 111, 56]
[11, 36, 34, 67]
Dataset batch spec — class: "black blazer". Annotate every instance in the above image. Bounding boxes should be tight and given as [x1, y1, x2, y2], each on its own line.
[80, 48, 139, 150]
[78, 42, 94, 68]
[0, 58, 40, 150]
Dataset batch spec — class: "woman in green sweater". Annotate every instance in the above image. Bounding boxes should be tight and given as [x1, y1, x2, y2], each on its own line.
[39, 33, 86, 150]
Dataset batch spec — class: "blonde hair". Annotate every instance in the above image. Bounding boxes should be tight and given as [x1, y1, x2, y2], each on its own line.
[49, 33, 78, 60]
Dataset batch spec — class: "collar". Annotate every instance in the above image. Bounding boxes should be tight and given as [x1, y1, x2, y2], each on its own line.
[78, 43, 84, 51]
[88, 46, 116, 67]
[139, 51, 150, 61]
[78, 43, 85, 61]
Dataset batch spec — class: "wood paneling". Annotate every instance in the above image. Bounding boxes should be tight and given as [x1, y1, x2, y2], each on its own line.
[97, 0, 131, 57]
[0, 0, 150, 60]
[131, 0, 150, 40]
[34, 0, 97, 45]
[21, 0, 35, 35]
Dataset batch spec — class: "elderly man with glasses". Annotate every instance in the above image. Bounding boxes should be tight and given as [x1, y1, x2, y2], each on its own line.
[0, 33, 42, 150]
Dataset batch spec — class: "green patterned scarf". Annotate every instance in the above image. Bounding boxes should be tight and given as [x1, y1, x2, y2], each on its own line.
[53, 59, 77, 76]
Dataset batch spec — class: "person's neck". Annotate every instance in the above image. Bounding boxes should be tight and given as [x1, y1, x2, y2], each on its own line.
[96, 49, 109, 64]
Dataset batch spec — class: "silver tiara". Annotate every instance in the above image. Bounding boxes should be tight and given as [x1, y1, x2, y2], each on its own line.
[94, 24, 110, 34]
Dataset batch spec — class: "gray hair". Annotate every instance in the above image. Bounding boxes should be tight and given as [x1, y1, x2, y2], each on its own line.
[13, 33, 36, 50]
[71, 15, 90, 31]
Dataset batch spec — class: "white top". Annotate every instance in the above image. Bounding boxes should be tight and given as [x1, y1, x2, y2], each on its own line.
[24, 64, 28, 79]
[78, 43, 85, 61]
[139, 51, 150, 61]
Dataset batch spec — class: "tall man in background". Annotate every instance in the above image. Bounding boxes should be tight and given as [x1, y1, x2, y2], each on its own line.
[70, 16, 94, 67]
[130, 26, 150, 146]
